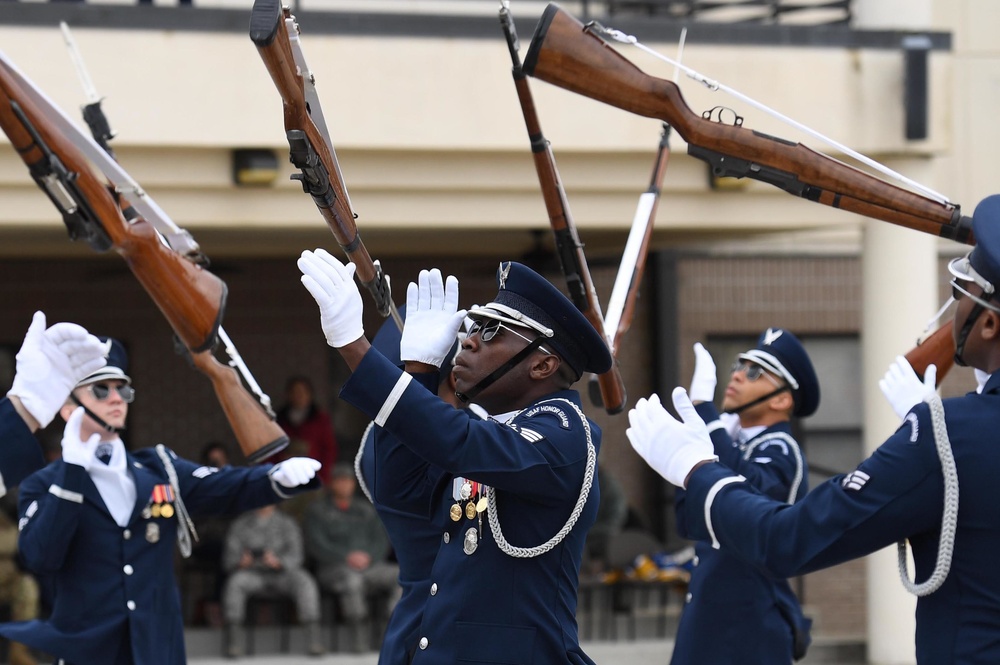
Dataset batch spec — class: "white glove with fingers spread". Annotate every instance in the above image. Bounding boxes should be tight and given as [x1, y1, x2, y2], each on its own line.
[297, 249, 365, 348]
[271, 457, 322, 488]
[8, 311, 110, 428]
[627, 388, 718, 488]
[61, 407, 102, 470]
[878, 356, 937, 420]
[400, 269, 468, 367]
[689, 342, 717, 403]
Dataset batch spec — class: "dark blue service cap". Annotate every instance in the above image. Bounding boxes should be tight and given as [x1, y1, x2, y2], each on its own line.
[952, 194, 1000, 294]
[77, 337, 131, 387]
[468, 261, 612, 377]
[738, 328, 819, 418]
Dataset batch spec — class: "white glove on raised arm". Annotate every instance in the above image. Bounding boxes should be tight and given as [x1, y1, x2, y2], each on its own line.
[689, 342, 718, 404]
[297, 249, 365, 348]
[878, 356, 937, 420]
[8, 311, 110, 428]
[627, 388, 718, 488]
[270, 457, 322, 488]
[60, 407, 102, 470]
[400, 269, 468, 367]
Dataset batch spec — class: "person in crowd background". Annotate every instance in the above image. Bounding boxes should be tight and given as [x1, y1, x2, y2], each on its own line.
[221, 503, 324, 658]
[304, 462, 399, 653]
[276, 376, 338, 483]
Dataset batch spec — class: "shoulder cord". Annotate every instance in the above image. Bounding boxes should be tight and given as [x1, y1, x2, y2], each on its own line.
[897, 394, 958, 596]
[354, 421, 376, 504]
[741, 432, 804, 504]
[486, 398, 596, 559]
[154, 444, 199, 558]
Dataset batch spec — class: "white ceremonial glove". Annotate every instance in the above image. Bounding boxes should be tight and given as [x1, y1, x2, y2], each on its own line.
[719, 412, 742, 441]
[60, 407, 102, 471]
[689, 342, 717, 403]
[8, 311, 110, 428]
[400, 269, 468, 367]
[626, 388, 718, 488]
[878, 356, 937, 420]
[271, 457, 322, 488]
[297, 249, 365, 348]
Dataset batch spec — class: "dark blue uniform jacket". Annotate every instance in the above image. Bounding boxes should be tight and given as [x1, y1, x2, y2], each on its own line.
[341, 348, 599, 665]
[681, 374, 1000, 664]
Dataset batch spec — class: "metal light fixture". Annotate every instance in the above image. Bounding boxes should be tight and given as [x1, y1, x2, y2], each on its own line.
[232, 148, 279, 186]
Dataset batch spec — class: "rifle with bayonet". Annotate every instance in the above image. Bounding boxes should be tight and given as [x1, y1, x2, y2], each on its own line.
[0, 48, 288, 463]
[249, 0, 402, 330]
[499, 2, 628, 414]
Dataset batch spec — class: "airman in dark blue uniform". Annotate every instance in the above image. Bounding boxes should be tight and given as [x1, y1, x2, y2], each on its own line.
[673, 330, 818, 664]
[0, 338, 321, 665]
[628, 193, 1000, 664]
[298, 251, 611, 665]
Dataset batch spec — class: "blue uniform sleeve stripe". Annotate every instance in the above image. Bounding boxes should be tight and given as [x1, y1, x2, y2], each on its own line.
[375, 373, 413, 427]
[706, 475, 745, 549]
[48, 484, 84, 504]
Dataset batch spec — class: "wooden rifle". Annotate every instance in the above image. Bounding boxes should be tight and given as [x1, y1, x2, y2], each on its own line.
[0, 50, 288, 463]
[499, 3, 627, 414]
[523, 4, 970, 385]
[250, 0, 402, 329]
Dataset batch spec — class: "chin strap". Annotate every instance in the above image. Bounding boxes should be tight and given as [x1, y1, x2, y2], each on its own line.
[723, 385, 790, 415]
[455, 338, 546, 404]
[70, 393, 125, 434]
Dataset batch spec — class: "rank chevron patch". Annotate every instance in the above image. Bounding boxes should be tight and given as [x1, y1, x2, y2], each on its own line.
[842, 470, 870, 492]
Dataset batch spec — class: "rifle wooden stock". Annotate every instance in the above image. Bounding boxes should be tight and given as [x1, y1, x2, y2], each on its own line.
[502, 6, 626, 414]
[0, 59, 288, 463]
[522, 4, 973, 245]
[250, 0, 397, 322]
[904, 321, 955, 387]
[189, 351, 288, 463]
[610, 126, 671, 355]
[0, 63, 224, 353]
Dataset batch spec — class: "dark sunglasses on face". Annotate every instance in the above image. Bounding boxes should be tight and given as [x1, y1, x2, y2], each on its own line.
[730, 360, 776, 384]
[89, 382, 135, 403]
[468, 319, 553, 355]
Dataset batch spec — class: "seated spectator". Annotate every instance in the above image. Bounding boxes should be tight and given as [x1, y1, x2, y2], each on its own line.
[304, 463, 400, 653]
[221, 505, 323, 657]
[276, 377, 338, 482]
[0, 500, 38, 665]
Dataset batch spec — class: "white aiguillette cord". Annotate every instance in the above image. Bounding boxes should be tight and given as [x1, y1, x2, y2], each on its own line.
[155, 445, 199, 558]
[897, 393, 958, 596]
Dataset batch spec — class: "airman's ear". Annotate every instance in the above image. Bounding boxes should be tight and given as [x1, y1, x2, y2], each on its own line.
[528, 352, 562, 382]
[769, 389, 794, 415]
[981, 310, 1000, 341]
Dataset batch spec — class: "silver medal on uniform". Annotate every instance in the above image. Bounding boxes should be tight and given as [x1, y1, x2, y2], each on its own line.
[463, 527, 478, 555]
[146, 522, 160, 543]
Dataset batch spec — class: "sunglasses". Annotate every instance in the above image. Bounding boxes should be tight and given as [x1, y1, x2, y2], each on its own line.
[88, 382, 135, 404]
[730, 360, 782, 387]
[468, 319, 553, 355]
